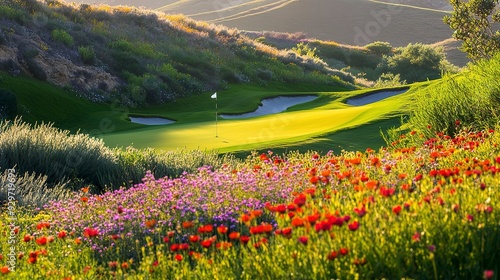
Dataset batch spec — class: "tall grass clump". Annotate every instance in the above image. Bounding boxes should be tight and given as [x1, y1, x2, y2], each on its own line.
[113, 147, 238, 184]
[409, 53, 500, 138]
[0, 119, 118, 191]
[0, 169, 72, 208]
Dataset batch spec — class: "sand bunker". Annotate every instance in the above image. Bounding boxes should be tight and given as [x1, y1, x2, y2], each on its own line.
[346, 89, 408, 106]
[129, 116, 175, 125]
[220, 95, 317, 119]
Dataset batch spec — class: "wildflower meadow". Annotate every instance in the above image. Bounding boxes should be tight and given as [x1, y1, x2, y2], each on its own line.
[1, 126, 499, 279]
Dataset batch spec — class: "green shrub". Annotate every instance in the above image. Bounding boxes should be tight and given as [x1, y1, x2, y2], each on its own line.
[0, 88, 17, 120]
[78, 45, 95, 65]
[51, 29, 74, 46]
[377, 43, 455, 83]
[409, 53, 500, 137]
[113, 147, 237, 185]
[365, 41, 393, 56]
[0, 119, 118, 191]
[25, 57, 47, 81]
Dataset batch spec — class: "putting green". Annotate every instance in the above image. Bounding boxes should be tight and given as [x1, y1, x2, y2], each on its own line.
[103, 89, 411, 153]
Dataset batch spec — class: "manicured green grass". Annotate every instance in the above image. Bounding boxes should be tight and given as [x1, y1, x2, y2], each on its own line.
[3, 70, 428, 154]
[102, 85, 417, 153]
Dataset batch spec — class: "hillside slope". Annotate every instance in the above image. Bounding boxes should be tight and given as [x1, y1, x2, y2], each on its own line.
[0, 0, 352, 106]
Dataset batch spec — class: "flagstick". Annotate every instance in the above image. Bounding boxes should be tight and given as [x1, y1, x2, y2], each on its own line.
[215, 95, 218, 138]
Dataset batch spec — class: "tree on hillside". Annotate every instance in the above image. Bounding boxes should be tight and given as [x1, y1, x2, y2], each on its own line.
[444, 0, 500, 61]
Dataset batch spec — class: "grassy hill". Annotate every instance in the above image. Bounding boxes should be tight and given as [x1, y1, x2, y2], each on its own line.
[68, 0, 468, 66]
[0, 0, 355, 107]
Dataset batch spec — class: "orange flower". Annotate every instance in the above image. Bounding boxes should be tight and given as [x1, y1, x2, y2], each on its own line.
[291, 217, 304, 227]
[250, 209, 263, 218]
[81, 187, 90, 193]
[198, 225, 213, 234]
[36, 222, 51, 230]
[121, 262, 129, 270]
[36, 236, 47, 246]
[182, 221, 194, 229]
[74, 238, 82, 245]
[0, 266, 9, 274]
[145, 219, 157, 229]
[228, 232, 240, 240]
[80, 197, 88, 203]
[57, 231, 67, 239]
[217, 225, 228, 234]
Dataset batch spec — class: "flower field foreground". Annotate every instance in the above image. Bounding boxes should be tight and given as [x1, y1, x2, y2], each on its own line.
[1, 127, 500, 279]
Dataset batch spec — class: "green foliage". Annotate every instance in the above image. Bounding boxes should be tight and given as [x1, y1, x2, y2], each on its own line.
[51, 29, 74, 46]
[0, 5, 26, 23]
[444, 0, 500, 61]
[0, 119, 236, 192]
[373, 73, 407, 88]
[409, 53, 500, 138]
[0, 88, 17, 120]
[78, 45, 95, 65]
[0, 119, 118, 191]
[377, 43, 454, 83]
[292, 42, 319, 58]
[365, 41, 393, 56]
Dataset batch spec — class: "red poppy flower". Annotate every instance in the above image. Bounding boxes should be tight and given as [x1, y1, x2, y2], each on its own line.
[228, 232, 240, 240]
[170, 244, 180, 251]
[307, 214, 320, 225]
[354, 206, 366, 217]
[327, 251, 338, 260]
[117, 206, 124, 214]
[27, 257, 37, 264]
[412, 232, 421, 242]
[348, 221, 359, 231]
[80, 197, 89, 203]
[217, 225, 228, 234]
[201, 239, 213, 248]
[198, 225, 214, 234]
[293, 194, 307, 207]
[175, 254, 183, 261]
[189, 235, 200, 243]
[251, 209, 263, 218]
[23, 234, 32, 242]
[297, 236, 308, 245]
[83, 227, 99, 238]
[315, 220, 333, 232]
[281, 227, 293, 238]
[163, 236, 169, 243]
[239, 235, 250, 245]
[179, 243, 189, 250]
[484, 270, 494, 280]
[339, 248, 349, 256]
[35, 236, 47, 246]
[57, 231, 67, 239]
[392, 205, 402, 215]
[276, 204, 287, 214]
[36, 222, 50, 230]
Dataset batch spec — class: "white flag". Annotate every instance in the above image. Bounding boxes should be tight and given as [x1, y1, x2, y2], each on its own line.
[211, 92, 217, 99]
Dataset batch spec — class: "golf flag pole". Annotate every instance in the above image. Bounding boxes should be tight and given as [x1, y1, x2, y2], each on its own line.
[211, 92, 218, 137]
